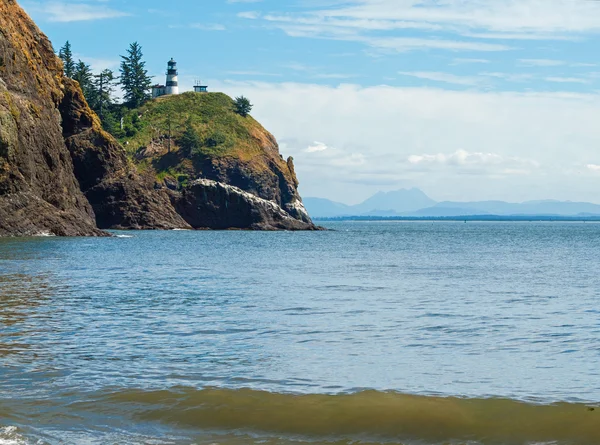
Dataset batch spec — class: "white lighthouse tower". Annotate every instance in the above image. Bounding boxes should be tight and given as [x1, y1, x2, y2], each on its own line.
[165, 58, 179, 95]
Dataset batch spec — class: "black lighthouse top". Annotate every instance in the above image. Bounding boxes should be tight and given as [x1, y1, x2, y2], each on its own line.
[167, 58, 178, 75]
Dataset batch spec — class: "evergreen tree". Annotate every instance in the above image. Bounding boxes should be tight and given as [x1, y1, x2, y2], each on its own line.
[234, 96, 253, 117]
[73, 60, 95, 105]
[119, 42, 152, 108]
[101, 104, 125, 138]
[101, 109, 121, 136]
[93, 69, 116, 119]
[58, 41, 75, 78]
[179, 119, 202, 155]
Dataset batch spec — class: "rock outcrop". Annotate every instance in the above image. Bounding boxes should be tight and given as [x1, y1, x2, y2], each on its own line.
[173, 179, 317, 231]
[0, 0, 104, 236]
[122, 92, 316, 229]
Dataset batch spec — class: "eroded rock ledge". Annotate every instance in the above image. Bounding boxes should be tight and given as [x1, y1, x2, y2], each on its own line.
[173, 179, 319, 231]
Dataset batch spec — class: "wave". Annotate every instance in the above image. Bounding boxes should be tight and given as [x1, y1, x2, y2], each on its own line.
[91, 387, 599, 444]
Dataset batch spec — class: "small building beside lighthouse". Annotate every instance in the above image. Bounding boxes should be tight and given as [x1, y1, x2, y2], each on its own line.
[193, 80, 208, 93]
[152, 58, 180, 98]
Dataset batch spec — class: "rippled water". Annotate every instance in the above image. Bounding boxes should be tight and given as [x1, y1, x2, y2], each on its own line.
[1, 222, 599, 444]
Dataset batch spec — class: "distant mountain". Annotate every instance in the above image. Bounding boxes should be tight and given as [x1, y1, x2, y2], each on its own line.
[305, 191, 600, 219]
[352, 188, 436, 214]
[304, 188, 436, 217]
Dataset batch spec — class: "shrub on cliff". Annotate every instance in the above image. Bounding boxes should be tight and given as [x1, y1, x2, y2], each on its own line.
[179, 120, 202, 155]
[205, 131, 227, 148]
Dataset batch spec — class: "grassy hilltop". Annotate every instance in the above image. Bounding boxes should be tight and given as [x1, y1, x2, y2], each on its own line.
[115, 92, 291, 186]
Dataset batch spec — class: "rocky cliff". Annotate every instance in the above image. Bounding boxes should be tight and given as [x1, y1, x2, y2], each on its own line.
[118, 92, 315, 229]
[0, 0, 103, 236]
[0, 0, 317, 235]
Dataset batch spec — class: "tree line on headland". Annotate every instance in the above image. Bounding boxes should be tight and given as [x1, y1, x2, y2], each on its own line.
[58, 41, 152, 136]
[57, 41, 253, 139]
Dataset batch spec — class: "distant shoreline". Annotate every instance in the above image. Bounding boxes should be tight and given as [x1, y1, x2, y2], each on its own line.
[315, 215, 600, 222]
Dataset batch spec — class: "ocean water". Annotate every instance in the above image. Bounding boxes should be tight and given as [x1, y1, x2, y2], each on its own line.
[1, 221, 599, 445]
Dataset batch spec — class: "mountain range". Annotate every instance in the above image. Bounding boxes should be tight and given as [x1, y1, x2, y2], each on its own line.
[304, 189, 600, 218]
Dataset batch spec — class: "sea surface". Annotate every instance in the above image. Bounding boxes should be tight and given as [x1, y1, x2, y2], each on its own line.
[1, 222, 599, 445]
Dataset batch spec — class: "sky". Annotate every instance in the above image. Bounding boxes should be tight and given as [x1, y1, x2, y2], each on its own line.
[20, 0, 600, 204]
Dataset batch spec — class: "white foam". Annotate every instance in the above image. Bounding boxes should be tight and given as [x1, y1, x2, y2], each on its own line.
[0, 427, 31, 445]
[115, 235, 134, 238]
[33, 231, 55, 237]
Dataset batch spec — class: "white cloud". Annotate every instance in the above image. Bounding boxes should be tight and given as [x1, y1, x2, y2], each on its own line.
[237, 11, 260, 19]
[313, 73, 356, 79]
[461, 32, 577, 41]
[408, 149, 538, 174]
[587, 164, 600, 171]
[364, 36, 511, 53]
[480, 72, 534, 83]
[25, 1, 129, 22]
[572, 62, 598, 68]
[317, 0, 600, 34]
[398, 71, 484, 86]
[518, 59, 566, 67]
[408, 150, 500, 165]
[452, 58, 490, 65]
[306, 142, 329, 153]
[226, 70, 281, 77]
[190, 23, 226, 31]
[209, 80, 600, 203]
[78, 56, 119, 73]
[546, 77, 590, 84]
[248, 0, 600, 54]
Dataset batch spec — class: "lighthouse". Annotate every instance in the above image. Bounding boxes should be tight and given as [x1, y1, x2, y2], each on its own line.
[152, 58, 207, 99]
[166, 58, 179, 95]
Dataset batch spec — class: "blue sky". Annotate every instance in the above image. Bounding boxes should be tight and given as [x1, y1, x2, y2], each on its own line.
[21, 0, 600, 204]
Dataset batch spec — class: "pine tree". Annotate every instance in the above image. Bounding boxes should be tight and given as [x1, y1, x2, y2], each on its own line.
[234, 96, 253, 117]
[93, 69, 116, 119]
[119, 42, 152, 108]
[58, 41, 75, 78]
[73, 60, 95, 105]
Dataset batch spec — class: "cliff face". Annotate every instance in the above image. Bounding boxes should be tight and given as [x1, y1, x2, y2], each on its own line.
[0, 0, 317, 234]
[59, 78, 191, 230]
[0, 0, 103, 236]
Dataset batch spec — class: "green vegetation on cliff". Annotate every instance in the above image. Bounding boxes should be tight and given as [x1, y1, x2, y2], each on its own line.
[115, 92, 289, 185]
